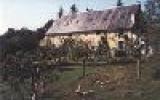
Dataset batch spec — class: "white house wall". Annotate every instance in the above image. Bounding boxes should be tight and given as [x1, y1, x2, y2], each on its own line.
[40, 32, 137, 49]
[40, 33, 103, 48]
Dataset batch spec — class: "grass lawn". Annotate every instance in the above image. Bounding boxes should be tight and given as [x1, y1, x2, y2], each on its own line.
[42, 58, 160, 100]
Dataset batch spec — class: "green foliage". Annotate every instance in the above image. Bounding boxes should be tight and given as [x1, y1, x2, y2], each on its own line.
[144, 0, 160, 23]
[2, 28, 40, 53]
[0, 19, 54, 99]
[0, 19, 53, 58]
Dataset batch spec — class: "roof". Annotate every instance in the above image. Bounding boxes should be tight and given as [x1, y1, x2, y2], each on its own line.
[47, 4, 140, 35]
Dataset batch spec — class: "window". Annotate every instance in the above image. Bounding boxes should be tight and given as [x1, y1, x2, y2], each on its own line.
[131, 14, 135, 24]
[118, 41, 124, 50]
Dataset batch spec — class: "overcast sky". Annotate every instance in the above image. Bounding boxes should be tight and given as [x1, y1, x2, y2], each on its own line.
[0, 0, 146, 34]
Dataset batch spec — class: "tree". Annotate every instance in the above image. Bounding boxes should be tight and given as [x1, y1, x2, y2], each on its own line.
[58, 7, 64, 18]
[3, 28, 16, 38]
[0, 19, 54, 58]
[41, 19, 54, 33]
[117, 0, 123, 6]
[144, 0, 160, 54]
[37, 19, 54, 40]
[145, 0, 160, 22]
[70, 4, 78, 14]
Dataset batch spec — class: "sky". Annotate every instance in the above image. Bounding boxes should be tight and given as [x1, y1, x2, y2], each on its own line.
[0, 0, 146, 34]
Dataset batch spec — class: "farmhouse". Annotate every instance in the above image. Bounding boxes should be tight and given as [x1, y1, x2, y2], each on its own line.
[40, 4, 151, 58]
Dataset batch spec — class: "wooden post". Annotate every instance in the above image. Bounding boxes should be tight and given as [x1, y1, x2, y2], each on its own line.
[137, 43, 142, 79]
[82, 59, 86, 77]
[32, 65, 40, 100]
[32, 67, 37, 100]
[137, 59, 140, 79]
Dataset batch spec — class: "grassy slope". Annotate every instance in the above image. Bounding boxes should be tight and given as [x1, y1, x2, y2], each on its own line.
[42, 55, 160, 100]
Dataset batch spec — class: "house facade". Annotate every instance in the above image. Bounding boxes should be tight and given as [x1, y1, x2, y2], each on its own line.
[40, 4, 152, 58]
